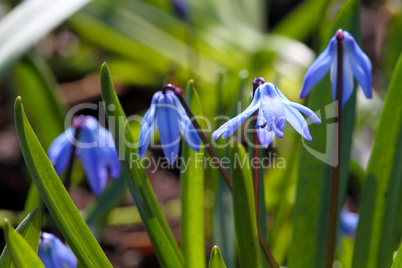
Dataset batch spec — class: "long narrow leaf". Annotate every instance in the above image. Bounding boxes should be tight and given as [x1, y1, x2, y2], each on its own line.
[352, 53, 402, 268]
[289, 0, 361, 266]
[0, 209, 42, 268]
[230, 139, 261, 268]
[391, 243, 402, 268]
[14, 97, 112, 268]
[3, 220, 44, 268]
[209, 246, 227, 268]
[0, 0, 90, 79]
[100, 63, 184, 267]
[181, 80, 205, 267]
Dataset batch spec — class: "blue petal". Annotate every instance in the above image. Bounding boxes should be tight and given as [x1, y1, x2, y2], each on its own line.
[342, 51, 355, 107]
[98, 125, 121, 179]
[330, 55, 337, 101]
[39, 233, 76, 268]
[300, 37, 337, 98]
[79, 125, 108, 195]
[259, 83, 286, 139]
[172, 93, 201, 152]
[212, 87, 261, 140]
[138, 92, 161, 157]
[52, 237, 77, 268]
[47, 127, 75, 175]
[256, 109, 275, 148]
[157, 93, 181, 165]
[284, 101, 321, 124]
[340, 206, 359, 237]
[344, 31, 372, 99]
[283, 104, 312, 141]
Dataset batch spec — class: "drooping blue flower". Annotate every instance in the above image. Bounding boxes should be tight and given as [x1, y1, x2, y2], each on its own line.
[212, 82, 321, 148]
[340, 205, 359, 237]
[138, 89, 201, 165]
[300, 29, 372, 108]
[38, 232, 77, 268]
[48, 115, 121, 195]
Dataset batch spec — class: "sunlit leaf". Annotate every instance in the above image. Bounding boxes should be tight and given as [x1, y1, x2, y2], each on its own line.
[14, 97, 112, 267]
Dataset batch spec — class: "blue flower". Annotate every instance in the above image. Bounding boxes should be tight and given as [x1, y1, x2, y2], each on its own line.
[48, 115, 121, 195]
[300, 29, 372, 108]
[38, 232, 77, 268]
[340, 205, 359, 237]
[138, 90, 201, 165]
[212, 82, 321, 148]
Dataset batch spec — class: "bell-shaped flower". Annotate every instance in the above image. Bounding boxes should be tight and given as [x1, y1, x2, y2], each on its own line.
[48, 115, 121, 195]
[38, 232, 77, 268]
[212, 82, 321, 148]
[340, 205, 359, 237]
[300, 29, 372, 108]
[138, 90, 201, 165]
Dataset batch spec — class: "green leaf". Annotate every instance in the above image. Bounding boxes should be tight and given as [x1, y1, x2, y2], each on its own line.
[352, 53, 402, 268]
[0, 209, 42, 268]
[100, 63, 184, 268]
[230, 139, 261, 268]
[3, 219, 44, 268]
[391, 243, 402, 268]
[11, 52, 67, 219]
[181, 80, 205, 267]
[288, 0, 361, 267]
[208, 246, 227, 268]
[14, 97, 112, 268]
[11, 52, 66, 149]
[0, 0, 90, 79]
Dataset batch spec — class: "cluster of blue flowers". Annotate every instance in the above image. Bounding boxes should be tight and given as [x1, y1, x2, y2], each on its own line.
[42, 29, 371, 267]
[48, 30, 372, 194]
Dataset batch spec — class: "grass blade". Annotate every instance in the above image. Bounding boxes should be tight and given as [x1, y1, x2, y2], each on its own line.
[0, 0, 90, 79]
[100, 63, 184, 267]
[289, 0, 361, 266]
[209, 246, 227, 268]
[352, 53, 402, 268]
[391, 243, 402, 268]
[181, 80, 205, 267]
[0, 209, 42, 268]
[3, 219, 44, 268]
[230, 139, 261, 268]
[14, 97, 112, 268]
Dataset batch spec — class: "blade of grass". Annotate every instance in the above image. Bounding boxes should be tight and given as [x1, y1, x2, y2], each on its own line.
[209, 246, 227, 268]
[0, 0, 90, 79]
[3, 219, 44, 268]
[391, 243, 402, 268]
[14, 97, 112, 268]
[0, 209, 42, 268]
[100, 63, 184, 267]
[289, 0, 361, 267]
[352, 53, 402, 268]
[181, 80, 205, 267]
[230, 139, 262, 268]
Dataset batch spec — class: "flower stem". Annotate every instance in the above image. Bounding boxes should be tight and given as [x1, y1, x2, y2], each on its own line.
[251, 77, 265, 225]
[174, 87, 279, 268]
[325, 29, 343, 268]
[64, 127, 81, 191]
